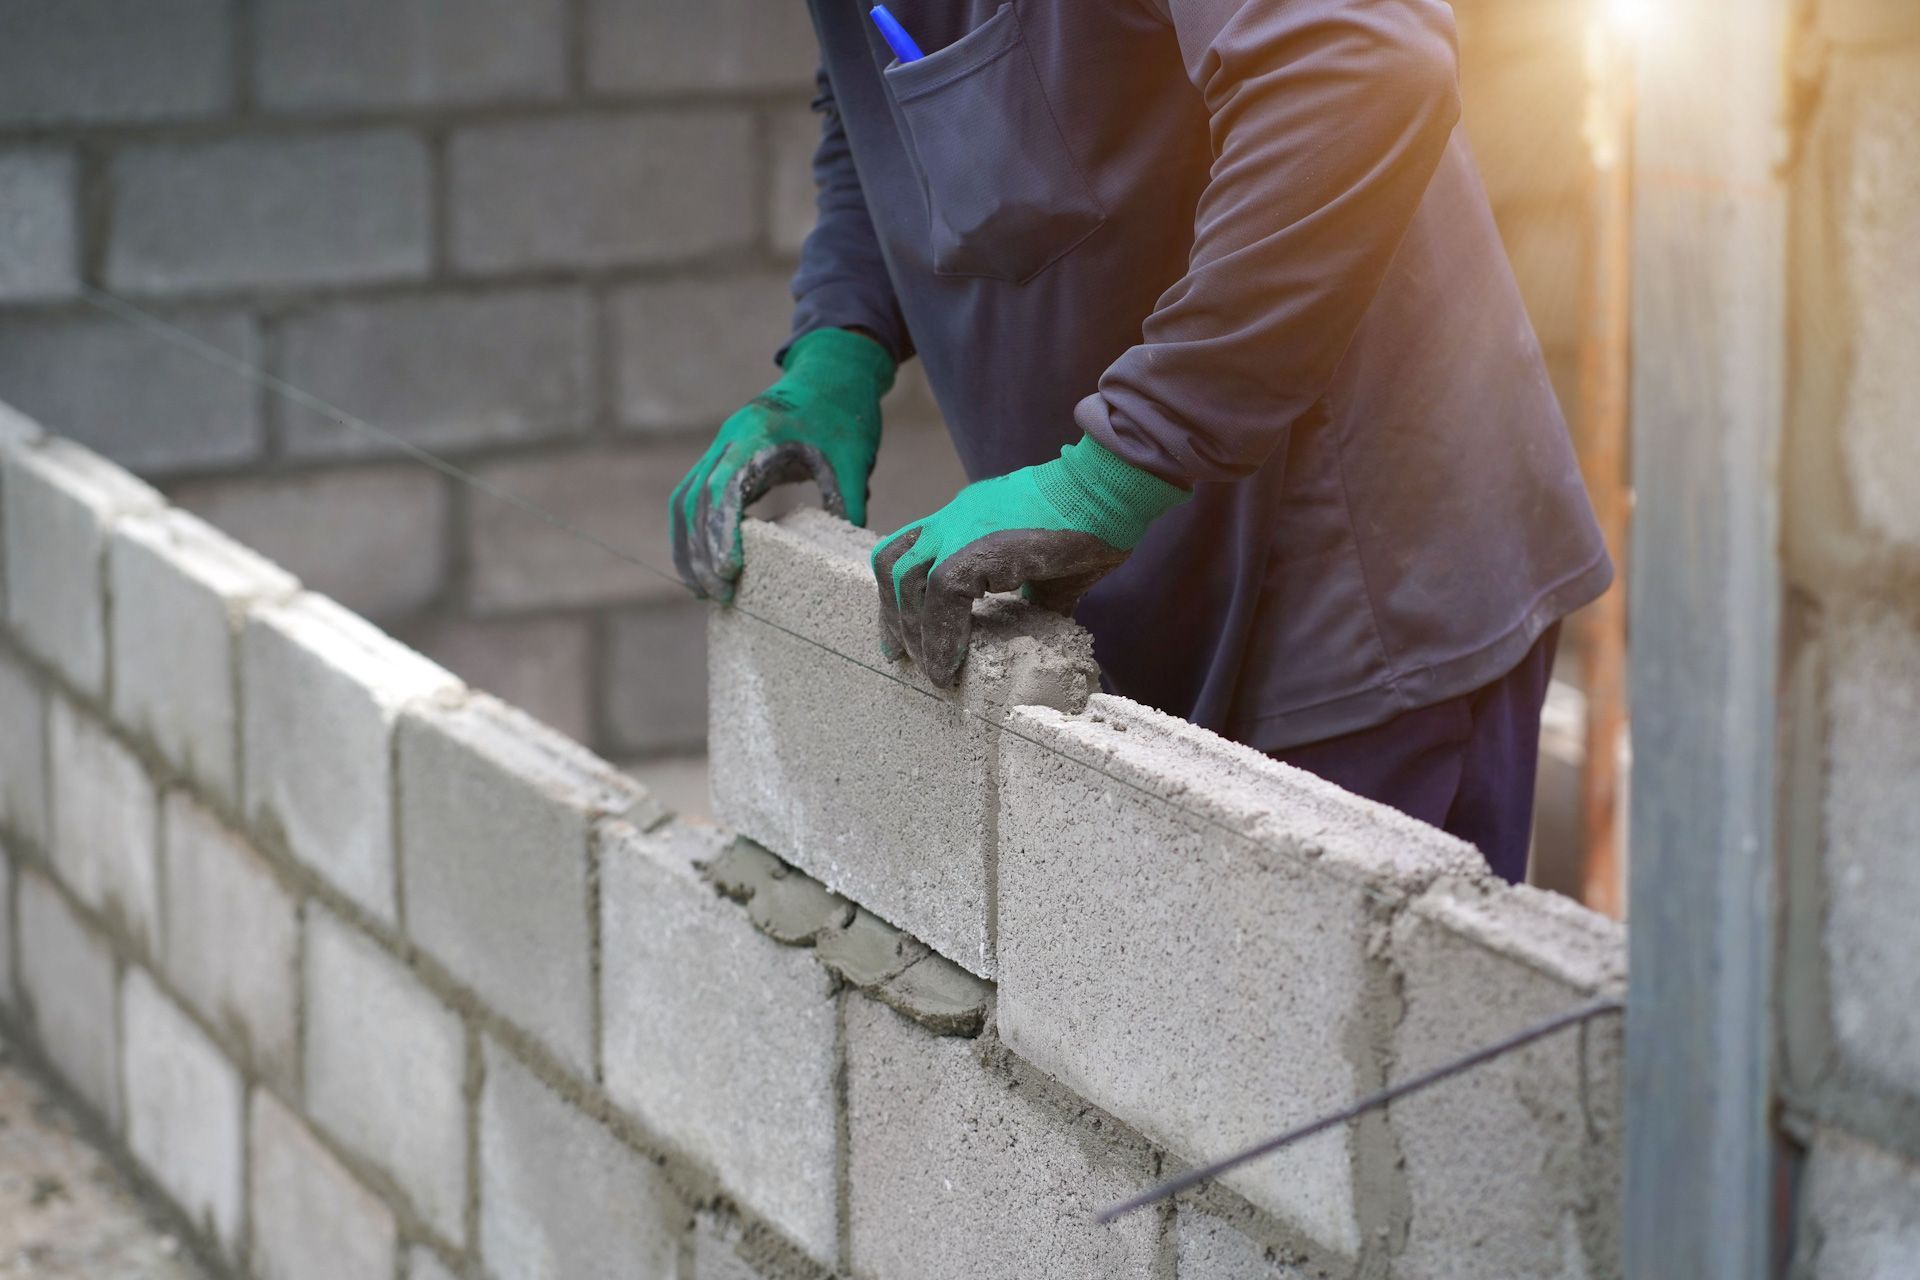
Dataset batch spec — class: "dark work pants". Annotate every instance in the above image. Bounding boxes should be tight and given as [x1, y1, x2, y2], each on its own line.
[1268, 625, 1561, 884]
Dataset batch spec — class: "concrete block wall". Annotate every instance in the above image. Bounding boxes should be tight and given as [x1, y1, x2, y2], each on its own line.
[2, 415, 1629, 1277]
[0, 0, 968, 775]
[1777, 5, 1920, 1271]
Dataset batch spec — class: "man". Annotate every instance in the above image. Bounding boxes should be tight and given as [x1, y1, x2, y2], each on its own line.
[670, 0, 1611, 884]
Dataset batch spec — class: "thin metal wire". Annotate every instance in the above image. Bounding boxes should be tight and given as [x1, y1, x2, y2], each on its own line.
[1096, 997, 1626, 1223]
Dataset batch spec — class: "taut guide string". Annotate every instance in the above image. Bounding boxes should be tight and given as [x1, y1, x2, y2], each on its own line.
[76, 285, 1627, 1222]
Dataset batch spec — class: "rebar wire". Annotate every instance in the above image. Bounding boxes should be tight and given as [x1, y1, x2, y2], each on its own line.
[1095, 997, 1626, 1224]
[77, 284, 1422, 916]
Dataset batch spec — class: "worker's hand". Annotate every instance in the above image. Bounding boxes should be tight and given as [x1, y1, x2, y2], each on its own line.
[872, 436, 1190, 688]
[671, 327, 895, 601]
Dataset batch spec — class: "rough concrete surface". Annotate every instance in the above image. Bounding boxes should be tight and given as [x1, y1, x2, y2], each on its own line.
[0, 646, 48, 850]
[16, 872, 119, 1129]
[249, 1088, 397, 1280]
[479, 1038, 683, 1280]
[0, 1038, 208, 1279]
[118, 969, 243, 1257]
[845, 997, 1163, 1280]
[107, 507, 296, 808]
[49, 698, 160, 953]
[0, 438, 162, 696]
[1794, 1123, 1920, 1279]
[242, 592, 462, 923]
[710, 511, 1098, 976]
[302, 908, 467, 1241]
[398, 692, 651, 1074]
[1386, 877, 1624, 1277]
[1175, 1206, 1313, 1279]
[996, 694, 1481, 1257]
[600, 819, 841, 1264]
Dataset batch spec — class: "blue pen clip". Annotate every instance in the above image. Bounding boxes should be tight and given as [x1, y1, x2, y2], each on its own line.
[870, 5, 925, 63]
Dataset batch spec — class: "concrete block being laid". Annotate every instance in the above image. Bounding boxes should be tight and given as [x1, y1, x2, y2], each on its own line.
[161, 791, 299, 1091]
[242, 593, 461, 924]
[599, 819, 840, 1264]
[479, 1039, 683, 1280]
[0, 646, 49, 850]
[844, 996, 1163, 1280]
[1, 438, 163, 696]
[109, 508, 298, 809]
[303, 908, 467, 1241]
[709, 510, 1099, 976]
[120, 968, 244, 1256]
[995, 693, 1482, 1257]
[250, 1089, 398, 1280]
[17, 870, 119, 1128]
[1385, 876, 1625, 1278]
[49, 698, 161, 954]
[397, 693, 655, 1075]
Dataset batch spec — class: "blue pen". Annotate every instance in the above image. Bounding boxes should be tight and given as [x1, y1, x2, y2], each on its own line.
[870, 5, 925, 63]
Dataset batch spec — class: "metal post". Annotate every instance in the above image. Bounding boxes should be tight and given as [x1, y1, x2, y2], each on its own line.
[1624, 0, 1788, 1275]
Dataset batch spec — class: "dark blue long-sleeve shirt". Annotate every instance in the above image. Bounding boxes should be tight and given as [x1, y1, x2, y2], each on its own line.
[790, 0, 1611, 750]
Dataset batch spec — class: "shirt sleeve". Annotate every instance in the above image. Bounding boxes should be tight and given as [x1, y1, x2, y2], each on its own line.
[1075, 0, 1462, 483]
[783, 66, 915, 365]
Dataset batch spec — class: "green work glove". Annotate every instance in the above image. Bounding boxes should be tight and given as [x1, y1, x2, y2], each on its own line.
[671, 327, 896, 601]
[872, 435, 1190, 688]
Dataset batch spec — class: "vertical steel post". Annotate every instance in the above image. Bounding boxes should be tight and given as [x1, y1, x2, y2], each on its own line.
[1625, 0, 1789, 1275]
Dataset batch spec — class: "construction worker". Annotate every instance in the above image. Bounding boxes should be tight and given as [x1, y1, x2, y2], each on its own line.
[670, 0, 1611, 884]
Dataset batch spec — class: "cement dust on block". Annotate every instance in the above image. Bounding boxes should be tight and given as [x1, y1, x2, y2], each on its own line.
[0, 1037, 209, 1279]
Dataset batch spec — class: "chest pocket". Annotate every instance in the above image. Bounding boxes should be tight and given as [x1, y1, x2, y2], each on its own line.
[885, 3, 1106, 284]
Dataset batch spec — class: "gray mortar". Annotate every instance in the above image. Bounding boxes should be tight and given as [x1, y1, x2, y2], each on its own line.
[813, 907, 928, 988]
[703, 836, 855, 945]
[869, 953, 992, 1039]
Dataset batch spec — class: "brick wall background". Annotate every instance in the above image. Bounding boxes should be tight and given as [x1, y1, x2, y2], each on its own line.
[0, 0, 1597, 807]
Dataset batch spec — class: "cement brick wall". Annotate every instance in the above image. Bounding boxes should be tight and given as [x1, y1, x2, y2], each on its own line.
[0, 0, 968, 779]
[1777, 10, 1920, 1269]
[1, 418, 1630, 1277]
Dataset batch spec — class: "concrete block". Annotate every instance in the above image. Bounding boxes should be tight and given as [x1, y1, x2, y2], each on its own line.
[1176, 1208, 1313, 1279]
[448, 113, 756, 273]
[2, 439, 164, 696]
[691, 1212, 761, 1280]
[1834, 50, 1920, 553]
[161, 792, 299, 1091]
[16, 872, 119, 1126]
[1824, 608, 1920, 1095]
[256, 0, 566, 110]
[709, 510, 1099, 976]
[600, 820, 839, 1262]
[280, 289, 595, 461]
[0, 149, 77, 302]
[1795, 1124, 1920, 1279]
[242, 594, 461, 923]
[0, 646, 49, 850]
[768, 106, 820, 258]
[399, 615, 593, 745]
[0, 310, 262, 475]
[586, 0, 817, 92]
[250, 1089, 398, 1280]
[1386, 877, 1625, 1277]
[611, 274, 792, 431]
[397, 695, 651, 1075]
[0, 856, 11, 1011]
[304, 908, 467, 1239]
[109, 510, 298, 808]
[479, 1039, 683, 1280]
[845, 996, 1162, 1280]
[171, 465, 450, 621]
[0, 0, 230, 125]
[466, 442, 703, 614]
[121, 967, 244, 1254]
[108, 133, 430, 294]
[408, 1247, 461, 1280]
[49, 698, 161, 953]
[995, 694, 1481, 1256]
[604, 601, 709, 756]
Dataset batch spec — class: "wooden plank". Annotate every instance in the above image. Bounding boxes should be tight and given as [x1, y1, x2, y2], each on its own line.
[1624, 1, 1788, 1276]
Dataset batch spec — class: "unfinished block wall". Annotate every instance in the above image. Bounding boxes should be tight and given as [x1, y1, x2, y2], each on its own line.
[1777, 3, 1920, 1270]
[0, 411, 1627, 1279]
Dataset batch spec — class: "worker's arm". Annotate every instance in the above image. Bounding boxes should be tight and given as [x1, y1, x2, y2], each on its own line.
[671, 67, 905, 602]
[1080, 0, 1462, 482]
[873, 0, 1460, 682]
